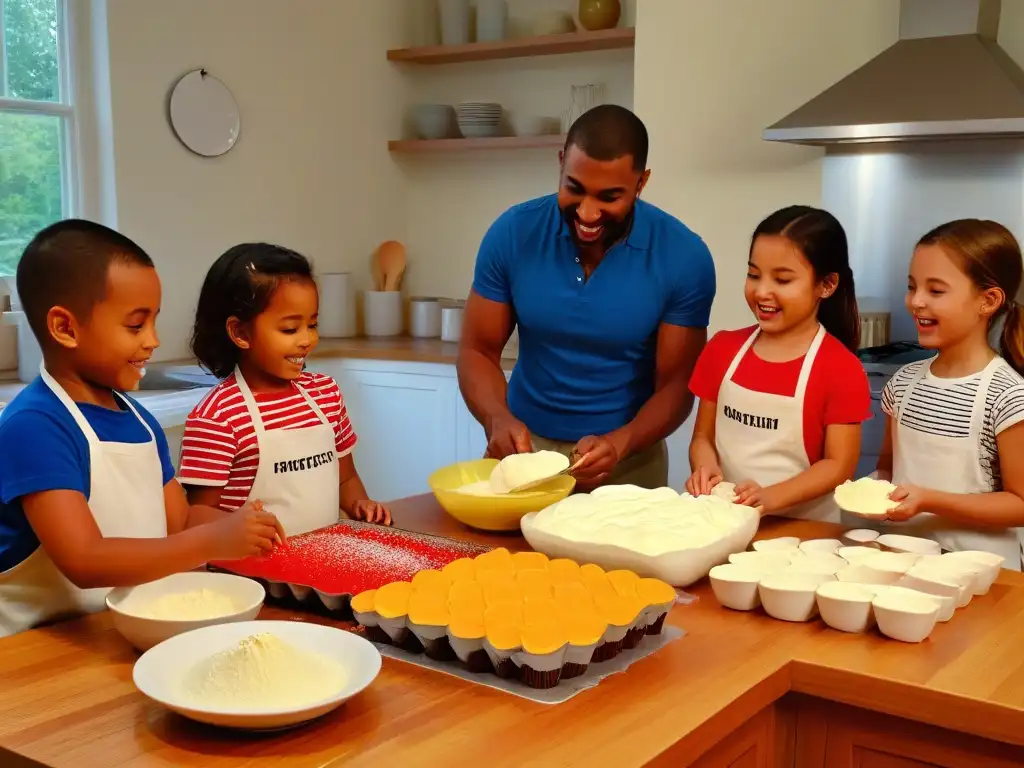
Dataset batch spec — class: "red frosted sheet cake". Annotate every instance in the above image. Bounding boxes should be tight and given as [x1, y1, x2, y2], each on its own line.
[209, 520, 489, 598]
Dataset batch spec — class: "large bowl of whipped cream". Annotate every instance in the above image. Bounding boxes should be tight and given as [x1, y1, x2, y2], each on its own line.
[520, 485, 759, 587]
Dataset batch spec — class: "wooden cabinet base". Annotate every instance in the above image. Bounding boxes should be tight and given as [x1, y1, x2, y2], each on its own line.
[679, 695, 1024, 768]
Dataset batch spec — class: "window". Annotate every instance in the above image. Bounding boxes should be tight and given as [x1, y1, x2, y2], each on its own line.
[0, 0, 73, 276]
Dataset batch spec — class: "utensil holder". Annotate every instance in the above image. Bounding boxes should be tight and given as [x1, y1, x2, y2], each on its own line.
[364, 291, 403, 337]
[439, 0, 470, 45]
[410, 297, 442, 338]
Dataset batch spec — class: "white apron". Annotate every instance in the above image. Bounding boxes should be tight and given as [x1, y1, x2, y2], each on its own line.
[716, 325, 837, 521]
[0, 366, 167, 637]
[234, 369, 340, 537]
[890, 358, 1021, 570]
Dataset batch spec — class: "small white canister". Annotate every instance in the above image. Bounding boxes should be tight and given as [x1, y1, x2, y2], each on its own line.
[410, 297, 442, 338]
[364, 290, 403, 337]
[440, 299, 465, 343]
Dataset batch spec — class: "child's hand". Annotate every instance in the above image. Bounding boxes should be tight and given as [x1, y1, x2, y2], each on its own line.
[350, 499, 392, 526]
[886, 484, 929, 521]
[206, 502, 286, 560]
[734, 480, 771, 516]
[685, 465, 722, 496]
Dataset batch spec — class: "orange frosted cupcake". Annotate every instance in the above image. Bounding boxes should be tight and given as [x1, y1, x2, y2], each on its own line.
[548, 558, 582, 585]
[621, 595, 649, 649]
[448, 580, 485, 614]
[442, 557, 476, 583]
[516, 569, 553, 601]
[473, 547, 514, 577]
[560, 607, 607, 678]
[553, 582, 594, 615]
[637, 578, 677, 636]
[407, 592, 454, 661]
[591, 593, 640, 662]
[447, 606, 491, 673]
[514, 621, 568, 689]
[511, 550, 549, 572]
[606, 569, 641, 599]
[374, 581, 419, 651]
[524, 597, 559, 627]
[582, 566, 616, 603]
[482, 575, 523, 606]
[483, 603, 523, 678]
[351, 589, 390, 645]
[411, 569, 451, 597]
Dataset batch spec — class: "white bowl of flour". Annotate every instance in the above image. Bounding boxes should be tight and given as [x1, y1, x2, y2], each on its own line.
[107, 571, 265, 651]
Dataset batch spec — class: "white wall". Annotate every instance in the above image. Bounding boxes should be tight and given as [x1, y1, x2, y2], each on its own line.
[100, 0, 408, 361]
[633, 0, 899, 331]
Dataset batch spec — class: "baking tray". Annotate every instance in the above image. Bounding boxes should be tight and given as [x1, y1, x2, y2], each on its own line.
[208, 520, 490, 619]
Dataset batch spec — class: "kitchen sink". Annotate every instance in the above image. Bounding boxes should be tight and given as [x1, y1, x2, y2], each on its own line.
[137, 363, 220, 391]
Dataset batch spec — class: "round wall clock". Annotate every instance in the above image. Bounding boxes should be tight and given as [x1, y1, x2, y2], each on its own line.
[168, 69, 241, 157]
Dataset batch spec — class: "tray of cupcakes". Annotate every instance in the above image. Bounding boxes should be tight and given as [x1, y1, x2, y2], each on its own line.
[207, 520, 489, 618]
[349, 547, 678, 690]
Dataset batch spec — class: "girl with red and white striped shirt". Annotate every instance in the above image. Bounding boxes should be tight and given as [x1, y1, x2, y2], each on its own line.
[179, 244, 390, 535]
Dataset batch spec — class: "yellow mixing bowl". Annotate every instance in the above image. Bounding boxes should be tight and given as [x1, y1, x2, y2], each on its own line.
[428, 458, 575, 532]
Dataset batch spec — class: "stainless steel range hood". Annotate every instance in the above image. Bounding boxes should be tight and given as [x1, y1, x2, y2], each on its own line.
[764, 0, 1024, 145]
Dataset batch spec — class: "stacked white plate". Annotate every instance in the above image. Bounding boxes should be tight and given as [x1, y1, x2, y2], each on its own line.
[457, 102, 502, 138]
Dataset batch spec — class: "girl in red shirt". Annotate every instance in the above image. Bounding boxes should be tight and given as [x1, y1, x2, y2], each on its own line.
[685, 206, 870, 520]
[178, 244, 390, 535]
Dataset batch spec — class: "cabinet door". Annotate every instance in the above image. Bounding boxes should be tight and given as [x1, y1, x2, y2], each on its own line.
[332, 369, 459, 502]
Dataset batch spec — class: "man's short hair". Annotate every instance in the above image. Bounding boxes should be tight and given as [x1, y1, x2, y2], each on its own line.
[16, 219, 154, 342]
[564, 104, 649, 172]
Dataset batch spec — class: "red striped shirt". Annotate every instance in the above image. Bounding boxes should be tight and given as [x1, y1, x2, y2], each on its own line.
[178, 372, 356, 511]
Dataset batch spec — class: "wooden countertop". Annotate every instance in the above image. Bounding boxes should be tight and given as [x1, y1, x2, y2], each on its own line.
[3, 498, 1024, 767]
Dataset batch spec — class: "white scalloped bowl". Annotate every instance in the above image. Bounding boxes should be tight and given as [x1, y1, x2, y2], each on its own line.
[520, 506, 759, 587]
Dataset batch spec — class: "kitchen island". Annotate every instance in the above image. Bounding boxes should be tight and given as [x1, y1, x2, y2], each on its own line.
[2, 496, 1024, 768]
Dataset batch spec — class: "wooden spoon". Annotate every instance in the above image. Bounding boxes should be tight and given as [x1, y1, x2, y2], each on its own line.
[370, 244, 386, 291]
[378, 240, 407, 292]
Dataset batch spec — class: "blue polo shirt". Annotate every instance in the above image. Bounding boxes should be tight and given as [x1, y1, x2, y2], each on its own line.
[0, 378, 175, 571]
[472, 194, 716, 441]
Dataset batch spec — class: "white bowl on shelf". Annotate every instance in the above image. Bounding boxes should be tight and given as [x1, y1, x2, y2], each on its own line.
[799, 538, 842, 555]
[107, 571, 265, 652]
[816, 581, 876, 633]
[872, 586, 942, 643]
[877, 534, 941, 556]
[411, 103, 455, 140]
[944, 550, 1003, 594]
[708, 564, 763, 611]
[759, 572, 834, 622]
[752, 536, 800, 553]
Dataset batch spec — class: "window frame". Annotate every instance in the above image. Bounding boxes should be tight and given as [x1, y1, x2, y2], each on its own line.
[0, 0, 79, 273]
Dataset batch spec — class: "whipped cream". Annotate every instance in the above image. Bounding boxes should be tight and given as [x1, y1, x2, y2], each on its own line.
[834, 477, 899, 518]
[529, 485, 751, 557]
[489, 450, 569, 493]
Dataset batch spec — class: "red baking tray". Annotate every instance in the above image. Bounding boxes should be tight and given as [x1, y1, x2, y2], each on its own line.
[209, 520, 490, 613]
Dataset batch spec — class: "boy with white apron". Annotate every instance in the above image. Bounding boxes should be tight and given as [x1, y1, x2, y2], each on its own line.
[716, 325, 838, 521]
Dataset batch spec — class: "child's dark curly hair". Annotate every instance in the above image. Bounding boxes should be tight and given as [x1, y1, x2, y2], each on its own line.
[191, 243, 314, 378]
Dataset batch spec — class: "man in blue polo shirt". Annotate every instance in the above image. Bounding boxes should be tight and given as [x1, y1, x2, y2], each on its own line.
[457, 105, 716, 489]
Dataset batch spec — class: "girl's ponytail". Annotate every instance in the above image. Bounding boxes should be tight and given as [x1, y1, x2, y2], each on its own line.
[1001, 301, 1024, 375]
[818, 265, 860, 353]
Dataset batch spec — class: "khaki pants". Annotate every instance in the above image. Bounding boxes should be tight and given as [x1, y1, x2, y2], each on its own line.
[530, 434, 669, 490]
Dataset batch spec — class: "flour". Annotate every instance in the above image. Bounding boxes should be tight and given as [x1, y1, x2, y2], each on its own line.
[126, 588, 240, 621]
[183, 632, 346, 710]
[530, 485, 750, 557]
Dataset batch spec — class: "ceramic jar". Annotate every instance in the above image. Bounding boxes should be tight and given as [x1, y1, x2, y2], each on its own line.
[578, 0, 621, 31]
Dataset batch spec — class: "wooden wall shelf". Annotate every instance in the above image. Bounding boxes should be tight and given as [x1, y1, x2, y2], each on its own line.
[388, 135, 566, 153]
[387, 27, 635, 65]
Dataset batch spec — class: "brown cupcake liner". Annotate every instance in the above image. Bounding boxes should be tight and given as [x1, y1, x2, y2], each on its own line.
[646, 612, 668, 636]
[591, 639, 623, 663]
[422, 636, 457, 662]
[493, 657, 519, 679]
[519, 664, 561, 689]
[399, 630, 424, 654]
[464, 648, 494, 674]
[622, 626, 646, 650]
[561, 661, 589, 679]
[365, 625, 393, 645]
